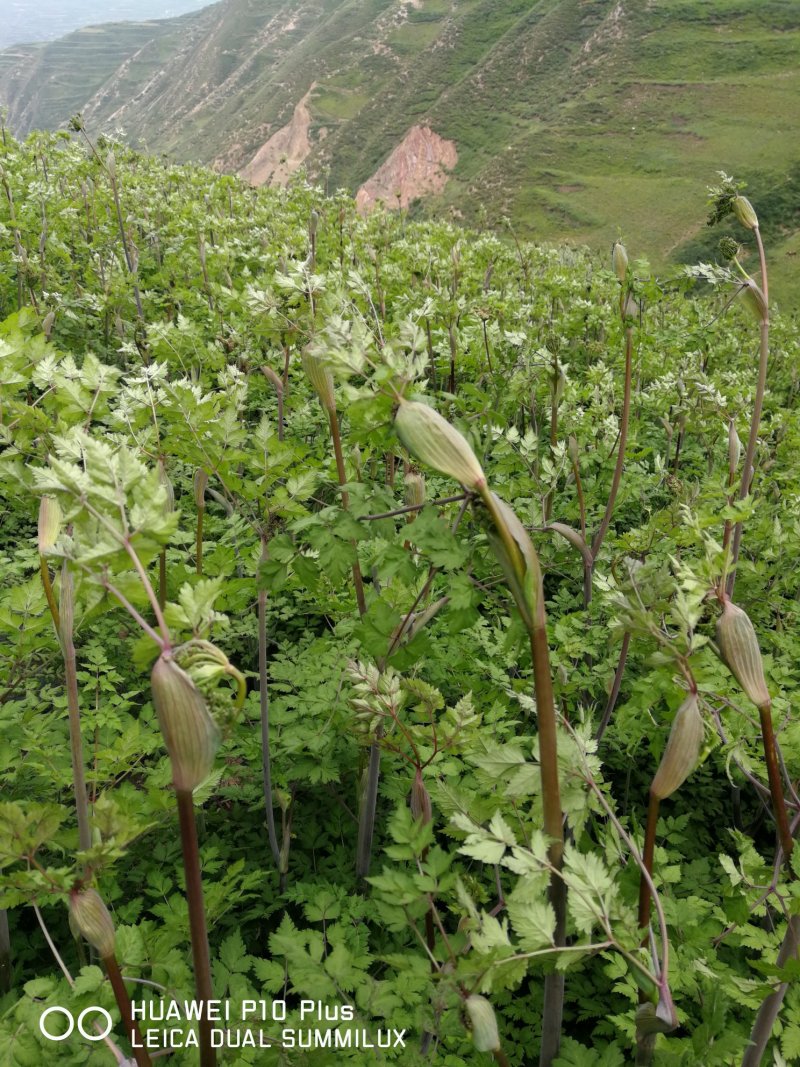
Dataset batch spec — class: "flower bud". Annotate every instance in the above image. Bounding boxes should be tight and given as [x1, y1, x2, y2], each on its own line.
[410, 769, 432, 825]
[158, 458, 175, 514]
[483, 491, 541, 631]
[733, 195, 758, 230]
[650, 693, 704, 800]
[301, 350, 336, 412]
[105, 152, 116, 180]
[612, 241, 628, 283]
[151, 652, 220, 791]
[728, 420, 741, 478]
[38, 496, 62, 553]
[465, 995, 501, 1053]
[716, 601, 770, 708]
[193, 469, 208, 510]
[69, 888, 116, 958]
[394, 399, 486, 491]
[308, 209, 319, 236]
[737, 279, 767, 323]
[404, 471, 426, 508]
[568, 435, 579, 465]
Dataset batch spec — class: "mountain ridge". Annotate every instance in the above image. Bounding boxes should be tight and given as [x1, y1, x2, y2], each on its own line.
[2, 0, 799, 298]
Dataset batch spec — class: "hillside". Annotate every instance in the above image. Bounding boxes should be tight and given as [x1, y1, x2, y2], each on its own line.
[1, 0, 799, 299]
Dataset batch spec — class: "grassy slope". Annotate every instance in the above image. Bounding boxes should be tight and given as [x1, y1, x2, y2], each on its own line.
[1, 0, 798, 301]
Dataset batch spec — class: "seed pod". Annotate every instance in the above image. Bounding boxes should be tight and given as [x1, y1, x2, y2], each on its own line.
[612, 241, 628, 282]
[158, 458, 175, 514]
[151, 653, 220, 792]
[69, 888, 116, 958]
[301, 350, 335, 412]
[394, 399, 486, 491]
[733, 195, 758, 230]
[193, 469, 208, 510]
[465, 995, 501, 1053]
[737, 279, 767, 322]
[650, 693, 704, 800]
[38, 496, 62, 553]
[716, 600, 770, 708]
[404, 471, 426, 508]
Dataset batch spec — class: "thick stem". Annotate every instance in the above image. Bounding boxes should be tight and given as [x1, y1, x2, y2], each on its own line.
[638, 792, 661, 934]
[758, 703, 794, 860]
[742, 915, 800, 1067]
[529, 627, 566, 1067]
[103, 954, 151, 1067]
[0, 909, 11, 993]
[195, 508, 204, 576]
[60, 570, 92, 858]
[175, 790, 216, 1067]
[158, 550, 167, 610]
[356, 739, 382, 880]
[728, 226, 768, 597]
[258, 542, 281, 869]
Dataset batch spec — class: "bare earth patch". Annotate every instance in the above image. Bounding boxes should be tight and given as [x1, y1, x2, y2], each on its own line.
[240, 84, 316, 186]
[356, 125, 457, 212]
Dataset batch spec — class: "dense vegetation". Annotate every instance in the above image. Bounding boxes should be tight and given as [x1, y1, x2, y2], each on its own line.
[1, 127, 800, 1067]
[2, 0, 800, 299]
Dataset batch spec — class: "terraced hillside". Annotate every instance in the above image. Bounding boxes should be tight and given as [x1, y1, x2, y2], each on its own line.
[1, 0, 799, 298]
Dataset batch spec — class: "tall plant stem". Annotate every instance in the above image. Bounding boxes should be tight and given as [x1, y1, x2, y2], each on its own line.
[258, 539, 281, 869]
[158, 550, 167, 609]
[743, 916, 800, 1067]
[637, 792, 661, 934]
[103, 953, 151, 1067]
[727, 231, 769, 600]
[595, 632, 631, 743]
[60, 567, 92, 858]
[590, 325, 633, 577]
[758, 702, 794, 860]
[327, 409, 367, 616]
[175, 789, 216, 1067]
[529, 626, 566, 1067]
[356, 742, 383, 881]
[0, 909, 11, 993]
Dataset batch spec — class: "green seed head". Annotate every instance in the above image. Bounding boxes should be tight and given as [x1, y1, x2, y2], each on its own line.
[716, 601, 770, 708]
[151, 652, 220, 792]
[465, 995, 501, 1053]
[718, 236, 740, 262]
[394, 399, 486, 491]
[69, 888, 116, 958]
[650, 693, 704, 800]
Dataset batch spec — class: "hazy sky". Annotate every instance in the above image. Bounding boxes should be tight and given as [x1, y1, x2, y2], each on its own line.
[1, 0, 214, 50]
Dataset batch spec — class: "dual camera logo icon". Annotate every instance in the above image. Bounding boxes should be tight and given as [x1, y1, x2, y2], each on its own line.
[39, 1006, 114, 1042]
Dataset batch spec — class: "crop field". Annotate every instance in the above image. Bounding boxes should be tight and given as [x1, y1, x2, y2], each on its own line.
[1, 125, 800, 1066]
